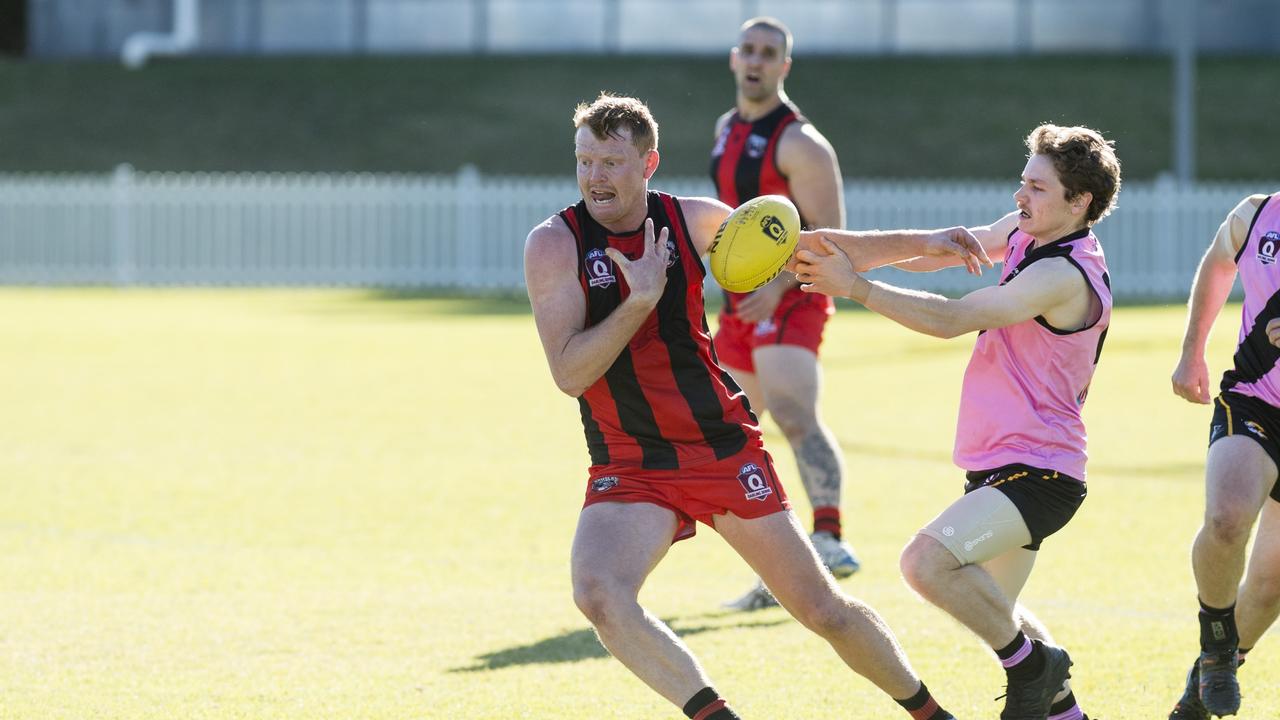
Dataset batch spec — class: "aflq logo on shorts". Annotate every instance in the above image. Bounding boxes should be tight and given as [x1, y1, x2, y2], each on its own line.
[760, 215, 787, 245]
[736, 462, 773, 501]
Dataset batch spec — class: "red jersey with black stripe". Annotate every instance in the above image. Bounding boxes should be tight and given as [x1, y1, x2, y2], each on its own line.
[710, 101, 803, 212]
[558, 191, 763, 470]
[709, 101, 834, 315]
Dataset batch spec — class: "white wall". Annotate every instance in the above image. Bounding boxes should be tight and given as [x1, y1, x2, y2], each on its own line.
[28, 0, 1280, 58]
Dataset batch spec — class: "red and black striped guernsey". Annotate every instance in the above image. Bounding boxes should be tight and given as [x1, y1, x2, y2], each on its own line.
[708, 101, 833, 317]
[558, 191, 762, 470]
[709, 101, 805, 217]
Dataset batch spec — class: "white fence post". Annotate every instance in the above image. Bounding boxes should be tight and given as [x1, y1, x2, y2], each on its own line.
[455, 164, 482, 289]
[111, 163, 136, 286]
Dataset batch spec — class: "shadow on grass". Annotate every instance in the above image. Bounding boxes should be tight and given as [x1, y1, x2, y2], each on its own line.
[449, 615, 789, 672]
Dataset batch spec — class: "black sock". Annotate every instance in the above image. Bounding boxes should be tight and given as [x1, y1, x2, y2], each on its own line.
[995, 631, 1029, 662]
[682, 687, 741, 720]
[1003, 637, 1046, 682]
[1198, 599, 1239, 651]
[894, 682, 954, 719]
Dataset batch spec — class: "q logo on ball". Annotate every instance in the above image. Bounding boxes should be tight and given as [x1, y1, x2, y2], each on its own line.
[760, 215, 787, 245]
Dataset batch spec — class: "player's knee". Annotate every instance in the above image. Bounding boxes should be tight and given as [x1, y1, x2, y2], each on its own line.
[792, 593, 854, 638]
[1204, 504, 1257, 546]
[768, 399, 818, 441]
[572, 573, 633, 627]
[899, 535, 947, 596]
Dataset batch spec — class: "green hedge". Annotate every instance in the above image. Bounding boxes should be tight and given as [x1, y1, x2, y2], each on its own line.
[1, 55, 1275, 179]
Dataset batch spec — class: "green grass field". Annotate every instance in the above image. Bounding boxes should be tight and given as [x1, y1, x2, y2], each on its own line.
[0, 289, 1275, 718]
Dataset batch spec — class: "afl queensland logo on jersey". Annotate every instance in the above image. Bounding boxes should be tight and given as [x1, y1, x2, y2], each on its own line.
[585, 248, 617, 288]
[1258, 231, 1279, 266]
[736, 462, 773, 501]
[745, 134, 769, 159]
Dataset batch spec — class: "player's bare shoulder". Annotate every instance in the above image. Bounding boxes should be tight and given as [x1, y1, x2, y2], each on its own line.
[677, 196, 734, 255]
[713, 109, 735, 138]
[524, 214, 578, 285]
[1238, 193, 1270, 222]
[777, 120, 837, 170]
[1216, 193, 1271, 256]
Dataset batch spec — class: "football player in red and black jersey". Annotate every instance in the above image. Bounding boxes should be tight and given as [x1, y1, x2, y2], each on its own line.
[709, 18, 859, 610]
[524, 92, 978, 720]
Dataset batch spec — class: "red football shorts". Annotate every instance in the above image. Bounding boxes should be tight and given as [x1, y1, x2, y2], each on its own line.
[714, 292, 833, 373]
[583, 446, 791, 543]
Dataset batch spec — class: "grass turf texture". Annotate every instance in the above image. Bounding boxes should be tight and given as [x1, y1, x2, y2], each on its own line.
[2, 55, 1279, 179]
[0, 289, 1275, 718]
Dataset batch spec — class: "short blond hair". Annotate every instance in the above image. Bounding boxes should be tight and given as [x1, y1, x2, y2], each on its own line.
[1026, 124, 1122, 225]
[572, 92, 659, 155]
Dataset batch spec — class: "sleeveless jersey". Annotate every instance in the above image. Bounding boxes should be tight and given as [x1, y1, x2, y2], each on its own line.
[558, 191, 762, 470]
[709, 101, 834, 316]
[953, 227, 1112, 481]
[1222, 194, 1280, 407]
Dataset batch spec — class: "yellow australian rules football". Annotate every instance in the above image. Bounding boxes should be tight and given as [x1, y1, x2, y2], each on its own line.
[709, 194, 801, 293]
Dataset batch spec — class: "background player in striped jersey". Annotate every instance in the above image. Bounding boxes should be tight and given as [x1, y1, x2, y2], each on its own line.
[709, 17, 859, 611]
[525, 92, 984, 720]
[1167, 192, 1280, 719]
[792, 124, 1120, 720]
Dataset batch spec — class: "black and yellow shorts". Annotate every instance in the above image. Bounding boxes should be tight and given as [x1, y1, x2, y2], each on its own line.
[963, 463, 1087, 551]
[1211, 391, 1280, 502]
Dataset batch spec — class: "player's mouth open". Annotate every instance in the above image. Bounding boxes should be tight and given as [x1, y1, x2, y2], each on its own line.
[590, 190, 616, 204]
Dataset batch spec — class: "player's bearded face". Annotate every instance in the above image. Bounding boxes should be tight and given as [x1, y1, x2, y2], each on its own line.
[1014, 153, 1087, 240]
[574, 125, 651, 227]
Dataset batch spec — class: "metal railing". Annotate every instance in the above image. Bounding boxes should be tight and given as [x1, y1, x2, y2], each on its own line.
[0, 165, 1267, 300]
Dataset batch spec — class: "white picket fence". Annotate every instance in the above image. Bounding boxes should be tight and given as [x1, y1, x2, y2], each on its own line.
[0, 165, 1269, 300]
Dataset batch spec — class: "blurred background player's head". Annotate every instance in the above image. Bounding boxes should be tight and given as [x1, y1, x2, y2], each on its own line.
[731, 17, 793, 103]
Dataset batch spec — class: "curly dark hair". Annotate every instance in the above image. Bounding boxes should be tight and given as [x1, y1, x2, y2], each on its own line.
[1026, 124, 1122, 225]
[572, 92, 659, 155]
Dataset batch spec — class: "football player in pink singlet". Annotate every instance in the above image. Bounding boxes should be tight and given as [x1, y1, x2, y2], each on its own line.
[1167, 191, 1280, 719]
[792, 124, 1120, 720]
